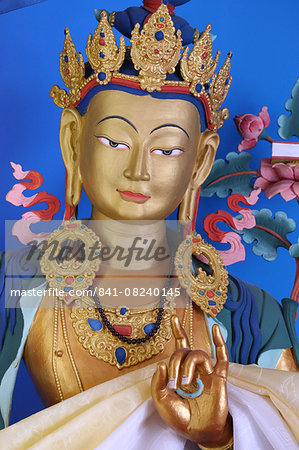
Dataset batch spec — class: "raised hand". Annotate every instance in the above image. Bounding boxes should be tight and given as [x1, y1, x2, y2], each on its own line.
[151, 315, 233, 448]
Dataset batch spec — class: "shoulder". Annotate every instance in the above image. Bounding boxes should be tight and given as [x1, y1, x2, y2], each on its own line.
[217, 274, 297, 367]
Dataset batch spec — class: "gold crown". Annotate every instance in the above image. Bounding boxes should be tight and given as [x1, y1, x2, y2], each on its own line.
[50, 4, 232, 130]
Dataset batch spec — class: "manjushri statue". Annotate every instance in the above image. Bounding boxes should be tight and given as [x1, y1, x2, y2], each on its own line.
[0, 2, 298, 449]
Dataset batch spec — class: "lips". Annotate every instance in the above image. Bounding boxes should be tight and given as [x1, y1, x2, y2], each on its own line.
[116, 189, 151, 202]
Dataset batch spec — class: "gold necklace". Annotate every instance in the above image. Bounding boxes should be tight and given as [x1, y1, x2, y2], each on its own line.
[70, 293, 175, 369]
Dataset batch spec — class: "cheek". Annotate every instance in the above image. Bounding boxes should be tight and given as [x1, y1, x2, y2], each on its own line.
[150, 154, 195, 205]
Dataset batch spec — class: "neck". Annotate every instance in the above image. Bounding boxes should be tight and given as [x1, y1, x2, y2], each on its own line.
[89, 212, 170, 272]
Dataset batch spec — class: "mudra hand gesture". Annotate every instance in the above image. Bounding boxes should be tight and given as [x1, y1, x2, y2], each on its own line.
[151, 315, 233, 449]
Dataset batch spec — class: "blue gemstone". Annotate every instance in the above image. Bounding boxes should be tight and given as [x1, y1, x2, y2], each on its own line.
[64, 287, 73, 293]
[178, 265, 183, 269]
[77, 277, 84, 282]
[196, 84, 202, 93]
[201, 65, 205, 70]
[87, 318, 103, 331]
[100, 32, 105, 38]
[144, 323, 155, 335]
[120, 307, 128, 316]
[208, 301, 216, 306]
[162, 0, 167, 3]
[65, 55, 69, 63]
[98, 72, 106, 81]
[216, 291, 221, 296]
[70, 217, 75, 222]
[99, 51, 105, 58]
[155, 31, 164, 41]
[64, 29, 67, 35]
[115, 347, 127, 365]
[81, 225, 86, 229]
[186, 240, 190, 244]
[199, 290, 205, 296]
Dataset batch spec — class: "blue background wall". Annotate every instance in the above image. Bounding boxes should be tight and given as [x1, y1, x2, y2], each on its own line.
[0, 0, 298, 424]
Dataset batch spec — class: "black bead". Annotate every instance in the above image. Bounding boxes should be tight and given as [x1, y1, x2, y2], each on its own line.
[137, 339, 142, 344]
[149, 331, 155, 337]
[141, 337, 147, 343]
[132, 339, 137, 344]
[127, 339, 132, 344]
[115, 331, 120, 337]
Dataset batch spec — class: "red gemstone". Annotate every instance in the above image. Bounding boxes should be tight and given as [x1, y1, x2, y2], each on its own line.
[99, 38, 105, 46]
[154, 49, 159, 54]
[211, 308, 217, 315]
[202, 52, 208, 59]
[204, 46, 208, 50]
[66, 277, 74, 285]
[114, 325, 132, 337]
[157, 24, 164, 29]
[207, 290, 215, 298]
[64, 98, 67, 104]
[101, 12, 105, 17]
[66, 68, 70, 75]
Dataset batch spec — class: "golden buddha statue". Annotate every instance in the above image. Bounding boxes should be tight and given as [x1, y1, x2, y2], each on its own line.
[0, 3, 298, 449]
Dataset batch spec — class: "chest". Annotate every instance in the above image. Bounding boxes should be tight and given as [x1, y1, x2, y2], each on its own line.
[24, 293, 212, 407]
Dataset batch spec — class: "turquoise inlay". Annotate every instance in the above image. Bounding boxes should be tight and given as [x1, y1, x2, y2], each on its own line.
[56, 277, 63, 282]
[216, 291, 221, 296]
[144, 323, 155, 335]
[115, 347, 127, 365]
[160, 16, 165, 22]
[199, 290, 205, 296]
[77, 277, 84, 282]
[120, 307, 128, 316]
[176, 378, 204, 399]
[87, 318, 103, 332]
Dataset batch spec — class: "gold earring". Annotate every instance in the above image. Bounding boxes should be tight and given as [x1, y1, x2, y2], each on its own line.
[175, 232, 228, 318]
[40, 218, 101, 305]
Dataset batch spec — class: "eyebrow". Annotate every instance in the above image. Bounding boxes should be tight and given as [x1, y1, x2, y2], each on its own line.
[97, 115, 138, 132]
[150, 124, 190, 139]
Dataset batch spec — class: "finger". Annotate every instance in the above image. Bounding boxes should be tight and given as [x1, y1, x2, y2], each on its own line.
[180, 350, 214, 385]
[168, 348, 191, 390]
[171, 315, 190, 350]
[212, 324, 229, 379]
[151, 362, 169, 401]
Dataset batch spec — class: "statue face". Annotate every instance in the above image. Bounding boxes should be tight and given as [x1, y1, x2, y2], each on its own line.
[70, 90, 211, 221]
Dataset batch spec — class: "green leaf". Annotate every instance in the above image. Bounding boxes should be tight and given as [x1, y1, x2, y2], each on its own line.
[201, 152, 258, 198]
[235, 209, 296, 261]
[278, 78, 299, 140]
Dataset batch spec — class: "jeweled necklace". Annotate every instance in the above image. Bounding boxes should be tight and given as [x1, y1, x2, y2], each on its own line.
[93, 254, 175, 345]
[70, 255, 176, 369]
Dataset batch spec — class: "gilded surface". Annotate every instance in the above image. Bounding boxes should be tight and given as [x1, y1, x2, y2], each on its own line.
[175, 233, 229, 317]
[70, 296, 175, 369]
[50, 5, 232, 130]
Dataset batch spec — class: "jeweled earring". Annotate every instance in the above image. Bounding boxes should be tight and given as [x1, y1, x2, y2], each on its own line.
[40, 218, 101, 305]
[175, 231, 228, 318]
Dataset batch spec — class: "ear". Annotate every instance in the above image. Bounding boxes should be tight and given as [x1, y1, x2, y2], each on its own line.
[60, 107, 83, 207]
[191, 129, 219, 187]
[178, 130, 219, 222]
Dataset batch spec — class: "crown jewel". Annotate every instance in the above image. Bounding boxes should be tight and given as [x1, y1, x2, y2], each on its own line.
[50, 4, 232, 130]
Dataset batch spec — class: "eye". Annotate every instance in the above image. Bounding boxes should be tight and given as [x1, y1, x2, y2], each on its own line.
[97, 136, 130, 150]
[151, 149, 184, 156]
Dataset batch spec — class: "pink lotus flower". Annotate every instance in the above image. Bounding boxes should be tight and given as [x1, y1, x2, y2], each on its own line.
[254, 159, 299, 201]
[234, 106, 271, 152]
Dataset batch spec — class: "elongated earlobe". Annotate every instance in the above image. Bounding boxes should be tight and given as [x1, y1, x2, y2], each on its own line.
[178, 130, 219, 224]
[60, 107, 83, 207]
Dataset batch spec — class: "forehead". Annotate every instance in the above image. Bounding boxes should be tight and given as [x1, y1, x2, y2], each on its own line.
[84, 90, 201, 136]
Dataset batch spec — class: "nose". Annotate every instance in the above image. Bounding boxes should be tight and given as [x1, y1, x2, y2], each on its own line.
[123, 144, 150, 181]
